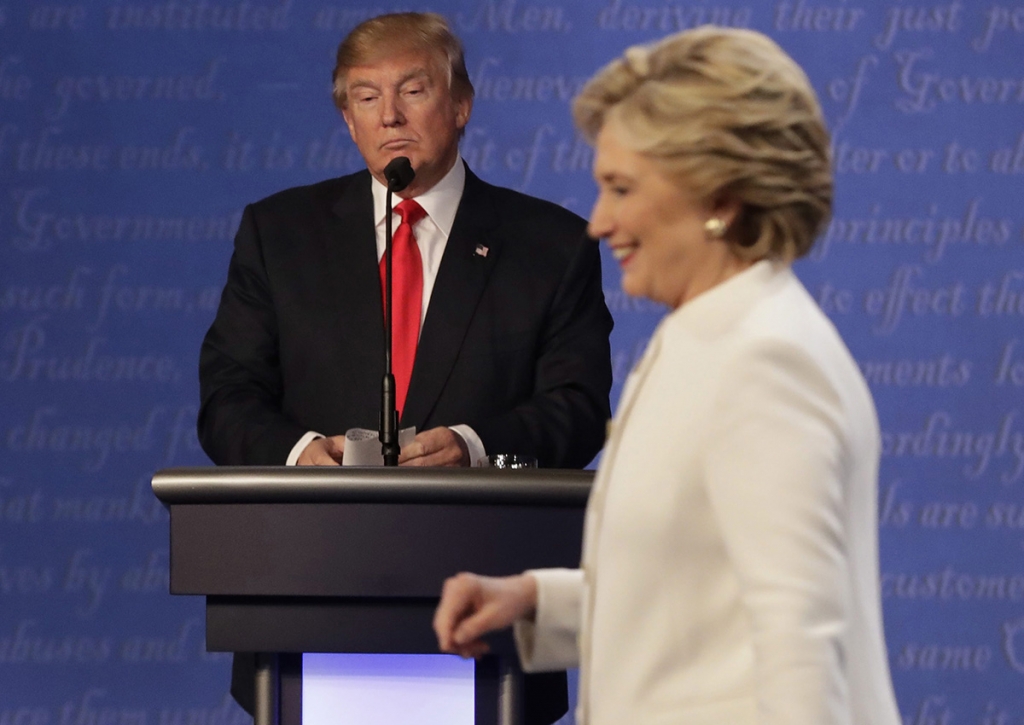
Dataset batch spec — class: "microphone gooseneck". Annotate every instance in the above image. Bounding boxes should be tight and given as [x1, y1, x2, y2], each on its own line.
[380, 157, 415, 466]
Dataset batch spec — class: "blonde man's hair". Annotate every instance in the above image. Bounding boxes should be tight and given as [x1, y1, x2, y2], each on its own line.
[574, 26, 832, 261]
[332, 12, 475, 110]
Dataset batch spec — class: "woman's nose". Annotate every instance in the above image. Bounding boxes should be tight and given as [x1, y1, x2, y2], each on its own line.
[587, 194, 612, 239]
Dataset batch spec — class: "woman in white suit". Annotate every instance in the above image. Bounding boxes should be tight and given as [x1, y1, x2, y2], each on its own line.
[434, 26, 902, 725]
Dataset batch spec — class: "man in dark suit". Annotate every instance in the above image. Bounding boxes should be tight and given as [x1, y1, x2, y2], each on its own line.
[197, 11, 612, 723]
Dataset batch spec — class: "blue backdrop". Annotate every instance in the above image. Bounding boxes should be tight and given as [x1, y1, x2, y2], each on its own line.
[2, 0, 1023, 721]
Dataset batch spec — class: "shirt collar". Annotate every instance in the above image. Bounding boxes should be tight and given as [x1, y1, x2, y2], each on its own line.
[664, 259, 788, 338]
[371, 154, 466, 236]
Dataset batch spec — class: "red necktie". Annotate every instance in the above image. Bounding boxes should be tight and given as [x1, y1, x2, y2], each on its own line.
[380, 198, 426, 418]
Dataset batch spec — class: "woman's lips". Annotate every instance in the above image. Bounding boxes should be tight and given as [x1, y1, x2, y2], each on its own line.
[610, 243, 638, 266]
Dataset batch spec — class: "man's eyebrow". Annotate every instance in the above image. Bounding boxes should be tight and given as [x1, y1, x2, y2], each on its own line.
[396, 68, 432, 85]
[347, 68, 432, 91]
[348, 79, 380, 92]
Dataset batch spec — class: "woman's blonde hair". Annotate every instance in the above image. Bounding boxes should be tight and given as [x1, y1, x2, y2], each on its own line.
[574, 26, 832, 261]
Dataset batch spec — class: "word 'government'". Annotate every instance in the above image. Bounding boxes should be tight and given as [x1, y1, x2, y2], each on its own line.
[10, 188, 242, 250]
[895, 49, 1024, 113]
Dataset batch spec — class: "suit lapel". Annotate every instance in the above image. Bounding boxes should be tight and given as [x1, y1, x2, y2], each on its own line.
[582, 327, 663, 564]
[325, 172, 385, 375]
[402, 168, 501, 428]
[575, 324, 663, 723]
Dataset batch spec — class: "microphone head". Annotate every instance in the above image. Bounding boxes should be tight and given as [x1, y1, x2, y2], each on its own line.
[384, 156, 415, 192]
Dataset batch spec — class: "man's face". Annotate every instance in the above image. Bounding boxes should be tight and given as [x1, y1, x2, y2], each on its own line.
[341, 49, 471, 198]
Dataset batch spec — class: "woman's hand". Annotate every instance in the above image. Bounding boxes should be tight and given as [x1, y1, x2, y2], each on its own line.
[433, 573, 538, 658]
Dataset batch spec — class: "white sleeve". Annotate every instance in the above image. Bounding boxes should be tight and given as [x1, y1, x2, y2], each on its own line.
[703, 341, 853, 725]
[449, 424, 487, 466]
[286, 431, 323, 466]
[514, 568, 583, 672]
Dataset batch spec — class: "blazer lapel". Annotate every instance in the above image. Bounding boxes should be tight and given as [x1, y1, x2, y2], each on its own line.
[575, 323, 664, 724]
[402, 168, 501, 427]
[325, 172, 385, 374]
[582, 326, 664, 563]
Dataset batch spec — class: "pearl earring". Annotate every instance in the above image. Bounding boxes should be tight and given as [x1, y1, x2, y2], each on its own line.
[704, 217, 726, 239]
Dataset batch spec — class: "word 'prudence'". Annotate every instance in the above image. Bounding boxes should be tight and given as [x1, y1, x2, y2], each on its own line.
[1, 318, 181, 384]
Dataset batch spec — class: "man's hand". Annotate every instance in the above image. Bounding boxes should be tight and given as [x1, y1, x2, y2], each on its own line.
[296, 435, 346, 466]
[434, 573, 538, 658]
[399, 427, 470, 466]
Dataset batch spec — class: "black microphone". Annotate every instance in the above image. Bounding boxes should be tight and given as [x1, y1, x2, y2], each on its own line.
[384, 156, 415, 193]
[380, 156, 416, 466]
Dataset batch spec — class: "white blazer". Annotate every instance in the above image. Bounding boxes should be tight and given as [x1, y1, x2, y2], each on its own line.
[515, 261, 901, 725]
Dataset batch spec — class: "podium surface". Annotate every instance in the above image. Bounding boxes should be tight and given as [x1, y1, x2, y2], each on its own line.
[152, 466, 591, 722]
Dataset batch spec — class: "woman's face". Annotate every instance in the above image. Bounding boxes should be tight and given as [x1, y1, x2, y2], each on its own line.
[587, 120, 741, 309]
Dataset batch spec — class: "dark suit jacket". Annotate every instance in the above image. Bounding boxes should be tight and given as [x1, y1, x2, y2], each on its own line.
[199, 165, 613, 469]
[197, 165, 613, 723]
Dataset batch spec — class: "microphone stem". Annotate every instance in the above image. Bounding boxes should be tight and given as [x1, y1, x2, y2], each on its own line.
[380, 187, 399, 466]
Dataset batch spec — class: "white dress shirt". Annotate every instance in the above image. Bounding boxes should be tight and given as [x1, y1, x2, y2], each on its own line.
[287, 156, 487, 465]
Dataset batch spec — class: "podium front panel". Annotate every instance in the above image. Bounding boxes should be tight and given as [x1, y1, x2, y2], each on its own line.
[169, 501, 584, 599]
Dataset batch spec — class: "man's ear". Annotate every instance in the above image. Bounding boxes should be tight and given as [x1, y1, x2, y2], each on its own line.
[340, 107, 357, 140]
[454, 95, 472, 131]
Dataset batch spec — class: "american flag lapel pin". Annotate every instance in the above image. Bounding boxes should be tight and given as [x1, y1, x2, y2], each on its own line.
[474, 243, 489, 258]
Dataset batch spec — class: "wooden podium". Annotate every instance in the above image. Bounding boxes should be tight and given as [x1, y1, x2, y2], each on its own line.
[151, 466, 591, 725]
